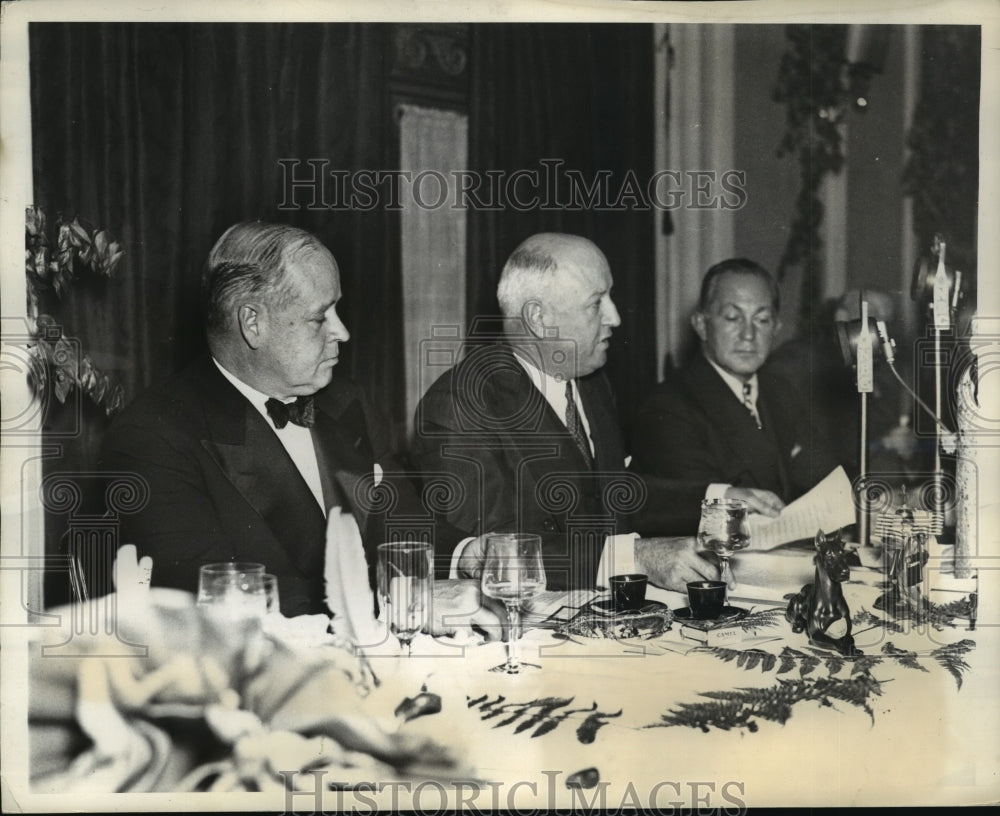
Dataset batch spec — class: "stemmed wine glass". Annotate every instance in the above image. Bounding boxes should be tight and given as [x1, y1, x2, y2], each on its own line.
[377, 541, 432, 656]
[480, 533, 546, 674]
[697, 498, 751, 591]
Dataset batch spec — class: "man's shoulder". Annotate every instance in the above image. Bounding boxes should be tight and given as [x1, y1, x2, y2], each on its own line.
[420, 342, 522, 401]
[638, 360, 701, 411]
[111, 356, 220, 427]
[313, 371, 367, 416]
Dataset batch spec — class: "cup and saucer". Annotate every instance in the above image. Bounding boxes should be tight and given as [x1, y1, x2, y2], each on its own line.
[673, 580, 748, 629]
[588, 574, 670, 615]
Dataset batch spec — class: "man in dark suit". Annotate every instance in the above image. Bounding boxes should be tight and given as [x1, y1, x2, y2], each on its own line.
[102, 221, 496, 632]
[412, 233, 713, 591]
[632, 258, 839, 517]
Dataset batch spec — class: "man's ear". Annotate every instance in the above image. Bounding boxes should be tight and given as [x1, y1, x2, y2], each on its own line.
[522, 299, 546, 338]
[691, 310, 707, 342]
[237, 304, 264, 349]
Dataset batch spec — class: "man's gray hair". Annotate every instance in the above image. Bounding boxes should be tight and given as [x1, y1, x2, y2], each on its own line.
[202, 221, 328, 334]
[496, 245, 561, 318]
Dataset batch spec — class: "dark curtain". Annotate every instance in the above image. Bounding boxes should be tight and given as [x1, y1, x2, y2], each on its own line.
[30, 23, 401, 602]
[30, 22, 656, 604]
[467, 24, 656, 437]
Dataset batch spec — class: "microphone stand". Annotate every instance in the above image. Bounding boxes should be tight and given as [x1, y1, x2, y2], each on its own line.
[856, 301, 874, 548]
[929, 241, 961, 525]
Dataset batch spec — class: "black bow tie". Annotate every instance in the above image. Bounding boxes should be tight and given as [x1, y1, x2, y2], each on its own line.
[265, 396, 316, 429]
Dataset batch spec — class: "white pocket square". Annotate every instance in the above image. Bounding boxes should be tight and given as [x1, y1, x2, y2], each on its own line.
[373, 463, 384, 486]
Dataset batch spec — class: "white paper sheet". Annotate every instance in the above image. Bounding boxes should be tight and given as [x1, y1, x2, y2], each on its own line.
[746, 466, 856, 550]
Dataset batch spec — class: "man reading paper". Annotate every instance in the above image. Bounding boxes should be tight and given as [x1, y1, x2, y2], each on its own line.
[632, 258, 841, 518]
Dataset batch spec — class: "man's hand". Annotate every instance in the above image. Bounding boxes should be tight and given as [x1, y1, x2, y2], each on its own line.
[725, 486, 784, 517]
[455, 535, 490, 579]
[430, 578, 505, 641]
[634, 536, 718, 592]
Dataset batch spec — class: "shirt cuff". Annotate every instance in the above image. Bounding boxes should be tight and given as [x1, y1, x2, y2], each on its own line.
[449, 536, 477, 579]
[595, 532, 639, 589]
[706, 483, 730, 501]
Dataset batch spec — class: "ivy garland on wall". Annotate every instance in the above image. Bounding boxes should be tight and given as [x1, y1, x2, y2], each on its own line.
[774, 25, 979, 320]
[772, 25, 883, 322]
[902, 25, 980, 279]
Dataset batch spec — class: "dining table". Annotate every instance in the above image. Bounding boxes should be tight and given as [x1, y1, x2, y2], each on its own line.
[13, 540, 998, 811]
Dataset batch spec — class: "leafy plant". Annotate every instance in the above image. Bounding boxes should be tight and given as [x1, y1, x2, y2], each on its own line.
[24, 205, 126, 416]
[466, 694, 621, 743]
[648, 674, 884, 733]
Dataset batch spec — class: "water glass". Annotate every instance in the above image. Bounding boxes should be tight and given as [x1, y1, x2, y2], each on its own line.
[697, 498, 751, 590]
[196, 562, 267, 620]
[377, 541, 432, 656]
[262, 573, 281, 616]
[480, 533, 546, 674]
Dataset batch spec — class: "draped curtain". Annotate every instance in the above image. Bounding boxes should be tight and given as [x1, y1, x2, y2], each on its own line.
[468, 24, 656, 438]
[30, 23, 400, 602]
[31, 22, 656, 604]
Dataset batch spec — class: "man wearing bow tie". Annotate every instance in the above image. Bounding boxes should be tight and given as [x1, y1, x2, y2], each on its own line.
[412, 233, 714, 591]
[102, 222, 496, 635]
[631, 258, 838, 520]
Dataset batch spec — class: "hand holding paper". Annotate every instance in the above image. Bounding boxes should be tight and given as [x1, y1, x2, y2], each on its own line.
[746, 467, 856, 550]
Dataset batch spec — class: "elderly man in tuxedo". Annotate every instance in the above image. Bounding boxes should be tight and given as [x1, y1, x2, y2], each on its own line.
[632, 258, 839, 517]
[102, 221, 495, 634]
[412, 232, 713, 591]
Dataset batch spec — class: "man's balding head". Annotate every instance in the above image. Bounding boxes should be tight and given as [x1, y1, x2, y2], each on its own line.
[497, 233, 620, 379]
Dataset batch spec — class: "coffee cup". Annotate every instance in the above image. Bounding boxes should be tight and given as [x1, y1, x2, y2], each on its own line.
[609, 573, 648, 611]
[687, 580, 726, 619]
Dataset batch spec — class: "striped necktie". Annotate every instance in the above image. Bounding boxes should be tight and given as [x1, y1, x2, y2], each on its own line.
[742, 381, 762, 430]
[565, 380, 594, 468]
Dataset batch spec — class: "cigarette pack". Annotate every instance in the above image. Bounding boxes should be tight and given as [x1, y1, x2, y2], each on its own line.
[678, 623, 751, 646]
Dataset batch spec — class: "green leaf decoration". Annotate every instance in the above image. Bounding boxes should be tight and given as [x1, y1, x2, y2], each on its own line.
[929, 639, 975, 691]
[881, 642, 929, 673]
[650, 674, 884, 734]
[26, 205, 46, 238]
[700, 646, 783, 675]
[24, 207, 128, 416]
[808, 648, 846, 676]
[850, 654, 882, 676]
[575, 709, 621, 744]
[469, 695, 612, 744]
[777, 647, 798, 675]
[736, 608, 786, 633]
[494, 710, 526, 728]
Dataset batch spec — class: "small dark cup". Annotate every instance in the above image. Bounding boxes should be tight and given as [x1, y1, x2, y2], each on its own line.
[610, 573, 648, 611]
[687, 580, 726, 620]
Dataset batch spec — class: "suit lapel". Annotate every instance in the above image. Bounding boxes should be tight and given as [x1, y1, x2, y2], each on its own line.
[687, 355, 776, 485]
[493, 349, 594, 474]
[577, 372, 625, 472]
[195, 360, 327, 575]
[756, 378, 793, 498]
[310, 402, 376, 537]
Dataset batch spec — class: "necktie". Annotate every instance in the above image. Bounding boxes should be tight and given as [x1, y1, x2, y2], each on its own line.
[265, 395, 316, 429]
[565, 380, 594, 467]
[742, 381, 762, 430]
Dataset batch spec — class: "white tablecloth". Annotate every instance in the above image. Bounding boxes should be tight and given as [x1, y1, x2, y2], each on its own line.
[11, 549, 998, 810]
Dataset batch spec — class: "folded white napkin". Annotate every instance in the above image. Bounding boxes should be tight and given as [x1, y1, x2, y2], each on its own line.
[323, 508, 382, 646]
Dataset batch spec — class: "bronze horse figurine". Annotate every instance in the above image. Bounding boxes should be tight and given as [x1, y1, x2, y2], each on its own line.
[786, 530, 861, 656]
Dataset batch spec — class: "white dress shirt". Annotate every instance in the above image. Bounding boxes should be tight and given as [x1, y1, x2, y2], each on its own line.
[513, 353, 595, 456]
[213, 360, 377, 639]
[450, 350, 635, 589]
